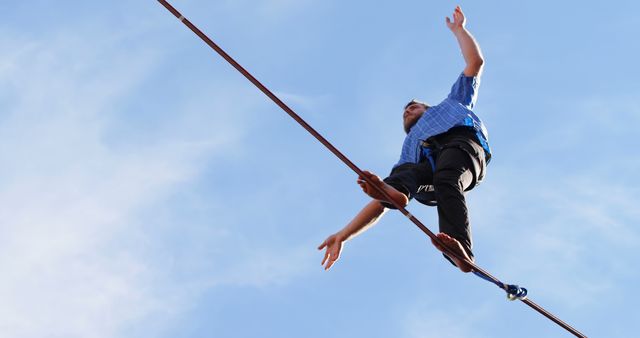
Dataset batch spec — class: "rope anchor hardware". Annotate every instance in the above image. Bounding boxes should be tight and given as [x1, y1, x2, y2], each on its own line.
[505, 284, 528, 301]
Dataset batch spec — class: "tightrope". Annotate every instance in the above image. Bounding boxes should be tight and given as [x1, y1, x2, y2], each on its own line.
[157, 1, 587, 337]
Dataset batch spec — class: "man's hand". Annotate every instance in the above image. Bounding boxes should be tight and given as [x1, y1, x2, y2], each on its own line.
[318, 233, 345, 270]
[357, 170, 386, 200]
[357, 170, 409, 207]
[446, 5, 466, 32]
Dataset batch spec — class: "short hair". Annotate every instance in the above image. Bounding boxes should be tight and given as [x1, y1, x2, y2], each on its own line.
[403, 99, 430, 134]
[404, 99, 429, 110]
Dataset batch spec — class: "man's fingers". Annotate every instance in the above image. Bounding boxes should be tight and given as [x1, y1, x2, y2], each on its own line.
[358, 178, 370, 193]
[318, 240, 327, 250]
[325, 256, 337, 270]
[359, 171, 384, 183]
[361, 171, 381, 183]
[362, 170, 377, 180]
[321, 250, 329, 266]
[325, 260, 334, 270]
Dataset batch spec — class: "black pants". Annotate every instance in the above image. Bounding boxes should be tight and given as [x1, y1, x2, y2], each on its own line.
[383, 136, 485, 259]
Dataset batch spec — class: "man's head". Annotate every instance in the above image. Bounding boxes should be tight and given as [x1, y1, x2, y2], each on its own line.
[403, 99, 429, 133]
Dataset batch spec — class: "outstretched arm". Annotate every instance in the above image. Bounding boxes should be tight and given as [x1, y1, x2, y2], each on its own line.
[318, 200, 387, 270]
[447, 6, 484, 77]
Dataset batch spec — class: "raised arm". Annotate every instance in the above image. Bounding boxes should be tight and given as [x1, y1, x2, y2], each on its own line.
[446, 6, 484, 77]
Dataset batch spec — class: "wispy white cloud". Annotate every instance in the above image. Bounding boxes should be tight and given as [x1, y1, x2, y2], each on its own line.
[0, 18, 249, 338]
[205, 242, 315, 289]
[0, 10, 325, 336]
[516, 96, 640, 157]
[459, 95, 640, 308]
[272, 90, 329, 114]
[219, 0, 315, 20]
[470, 168, 639, 309]
[401, 301, 495, 338]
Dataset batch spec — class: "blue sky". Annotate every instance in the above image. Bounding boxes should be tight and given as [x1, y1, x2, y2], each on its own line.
[1, 1, 638, 337]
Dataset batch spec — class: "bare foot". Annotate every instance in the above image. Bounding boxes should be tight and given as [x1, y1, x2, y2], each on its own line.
[431, 233, 474, 273]
[357, 170, 408, 207]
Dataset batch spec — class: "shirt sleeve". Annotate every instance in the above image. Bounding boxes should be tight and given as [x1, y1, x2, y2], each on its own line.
[447, 73, 481, 109]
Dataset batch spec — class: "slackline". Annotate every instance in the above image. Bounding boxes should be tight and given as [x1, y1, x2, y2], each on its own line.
[157, 1, 587, 337]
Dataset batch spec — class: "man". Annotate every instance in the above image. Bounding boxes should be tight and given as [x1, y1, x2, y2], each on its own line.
[318, 6, 491, 273]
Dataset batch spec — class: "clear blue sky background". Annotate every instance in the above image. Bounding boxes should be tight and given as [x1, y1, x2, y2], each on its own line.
[1, 1, 638, 337]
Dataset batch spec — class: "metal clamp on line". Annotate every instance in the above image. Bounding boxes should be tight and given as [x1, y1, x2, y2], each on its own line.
[504, 284, 528, 301]
[472, 270, 527, 301]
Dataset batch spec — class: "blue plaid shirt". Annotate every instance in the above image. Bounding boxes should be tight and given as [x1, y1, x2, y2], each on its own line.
[395, 73, 491, 167]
